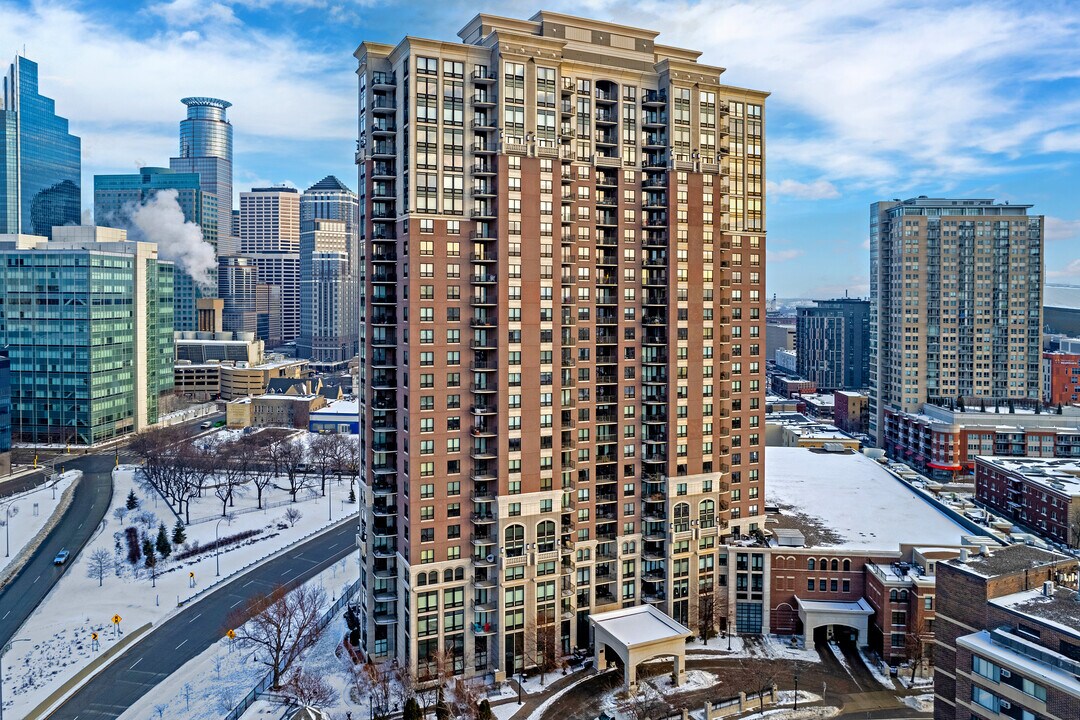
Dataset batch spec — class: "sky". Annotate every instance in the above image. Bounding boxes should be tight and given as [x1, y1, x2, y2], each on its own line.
[2, 0, 1079, 299]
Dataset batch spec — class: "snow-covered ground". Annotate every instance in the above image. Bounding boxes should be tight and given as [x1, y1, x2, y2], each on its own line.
[3, 464, 358, 718]
[856, 647, 896, 690]
[0, 472, 77, 576]
[686, 634, 821, 664]
[117, 557, 359, 720]
[900, 693, 934, 712]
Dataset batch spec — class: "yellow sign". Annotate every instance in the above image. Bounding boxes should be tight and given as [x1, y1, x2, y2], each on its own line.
[112, 615, 122, 625]
[226, 629, 236, 640]
[91, 632, 98, 641]
[189, 572, 195, 579]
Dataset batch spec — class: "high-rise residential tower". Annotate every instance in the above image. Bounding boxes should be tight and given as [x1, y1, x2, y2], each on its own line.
[0, 56, 81, 238]
[795, 298, 870, 391]
[869, 198, 1043, 445]
[239, 186, 301, 345]
[170, 97, 235, 253]
[299, 176, 360, 365]
[94, 166, 219, 331]
[354, 11, 768, 678]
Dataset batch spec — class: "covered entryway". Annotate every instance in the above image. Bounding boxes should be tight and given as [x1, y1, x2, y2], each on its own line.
[590, 604, 692, 693]
[796, 597, 873, 646]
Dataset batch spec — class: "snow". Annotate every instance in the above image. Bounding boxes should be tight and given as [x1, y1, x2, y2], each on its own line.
[900, 693, 934, 712]
[527, 670, 609, 720]
[0, 471, 78, 576]
[766, 447, 976, 550]
[118, 557, 359, 720]
[592, 604, 692, 647]
[3, 464, 358, 719]
[731, 707, 839, 720]
[856, 647, 895, 689]
[826, 642, 852, 675]
[686, 634, 821, 664]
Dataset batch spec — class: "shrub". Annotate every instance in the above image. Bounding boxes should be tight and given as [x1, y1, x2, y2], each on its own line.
[173, 528, 264, 561]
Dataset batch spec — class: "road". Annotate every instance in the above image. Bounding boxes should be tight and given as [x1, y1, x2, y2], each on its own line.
[49, 520, 357, 719]
[0, 454, 115, 646]
[0, 412, 223, 646]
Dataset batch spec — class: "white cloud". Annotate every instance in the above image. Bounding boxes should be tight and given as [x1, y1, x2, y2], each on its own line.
[1045, 217, 1080, 242]
[1047, 259, 1080, 281]
[801, 275, 871, 300]
[766, 178, 840, 200]
[861, 238, 871, 250]
[767, 249, 804, 263]
[147, 0, 239, 27]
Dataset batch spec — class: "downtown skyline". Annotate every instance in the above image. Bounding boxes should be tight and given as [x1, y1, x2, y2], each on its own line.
[1, 0, 1079, 299]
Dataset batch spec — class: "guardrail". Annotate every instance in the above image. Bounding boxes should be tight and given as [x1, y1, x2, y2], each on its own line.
[223, 577, 362, 720]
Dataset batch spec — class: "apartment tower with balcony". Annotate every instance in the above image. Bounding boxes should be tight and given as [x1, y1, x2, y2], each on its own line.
[869, 198, 1043, 446]
[354, 11, 768, 678]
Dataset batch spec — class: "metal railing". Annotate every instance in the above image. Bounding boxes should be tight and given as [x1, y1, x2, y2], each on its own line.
[223, 577, 362, 720]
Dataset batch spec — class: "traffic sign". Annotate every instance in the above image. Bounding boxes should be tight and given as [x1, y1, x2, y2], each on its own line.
[226, 629, 236, 640]
[189, 572, 195, 578]
[91, 632, 98, 641]
[112, 614, 122, 625]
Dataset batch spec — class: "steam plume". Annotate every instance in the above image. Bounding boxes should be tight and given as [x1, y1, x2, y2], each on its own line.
[129, 189, 216, 289]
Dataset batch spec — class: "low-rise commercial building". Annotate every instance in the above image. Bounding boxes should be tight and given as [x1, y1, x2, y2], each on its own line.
[1042, 350, 1080, 405]
[772, 376, 817, 398]
[309, 399, 360, 434]
[974, 456, 1080, 548]
[765, 412, 860, 450]
[775, 348, 797, 373]
[883, 403, 1080, 480]
[175, 331, 263, 365]
[933, 544, 1080, 720]
[218, 358, 309, 400]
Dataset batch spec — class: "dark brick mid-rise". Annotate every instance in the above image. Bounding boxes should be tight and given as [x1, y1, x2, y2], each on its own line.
[933, 545, 1080, 720]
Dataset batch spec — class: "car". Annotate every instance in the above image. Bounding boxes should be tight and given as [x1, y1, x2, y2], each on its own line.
[200, 421, 212, 429]
[53, 549, 70, 565]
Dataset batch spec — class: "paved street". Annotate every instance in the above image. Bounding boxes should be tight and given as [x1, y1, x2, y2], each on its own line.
[48, 520, 357, 719]
[0, 454, 115, 646]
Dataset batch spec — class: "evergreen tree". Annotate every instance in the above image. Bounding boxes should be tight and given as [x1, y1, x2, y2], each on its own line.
[141, 536, 154, 563]
[126, 489, 139, 511]
[477, 699, 494, 720]
[172, 519, 187, 545]
[155, 522, 172, 559]
[348, 486, 356, 504]
[434, 689, 450, 720]
[403, 698, 422, 720]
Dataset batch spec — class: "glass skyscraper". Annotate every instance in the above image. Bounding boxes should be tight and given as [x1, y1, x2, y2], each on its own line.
[0, 56, 81, 238]
[170, 97, 234, 253]
[94, 166, 218, 330]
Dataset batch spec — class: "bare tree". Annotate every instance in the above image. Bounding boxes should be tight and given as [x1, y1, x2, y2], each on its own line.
[283, 668, 334, 708]
[390, 658, 417, 710]
[227, 583, 327, 688]
[1070, 506, 1080, 549]
[85, 548, 113, 587]
[697, 582, 718, 642]
[278, 438, 312, 502]
[214, 443, 250, 516]
[364, 660, 396, 720]
[621, 679, 670, 720]
[307, 433, 335, 497]
[524, 615, 561, 684]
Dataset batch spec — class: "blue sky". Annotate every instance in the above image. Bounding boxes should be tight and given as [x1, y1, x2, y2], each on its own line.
[2, 0, 1079, 298]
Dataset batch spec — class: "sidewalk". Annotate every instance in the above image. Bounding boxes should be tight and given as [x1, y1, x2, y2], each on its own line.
[490, 668, 602, 720]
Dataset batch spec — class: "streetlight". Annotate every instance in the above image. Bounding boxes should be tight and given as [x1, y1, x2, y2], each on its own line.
[215, 514, 233, 577]
[2, 501, 15, 558]
[1, 638, 30, 720]
[793, 663, 800, 710]
[518, 669, 524, 704]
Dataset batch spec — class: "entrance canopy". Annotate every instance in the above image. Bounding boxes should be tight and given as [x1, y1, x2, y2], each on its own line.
[590, 604, 692, 691]
[796, 596, 873, 645]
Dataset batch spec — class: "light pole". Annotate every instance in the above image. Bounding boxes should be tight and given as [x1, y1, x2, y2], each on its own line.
[793, 664, 800, 710]
[2, 501, 15, 558]
[1, 638, 30, 720]
[215, 515, 232, 577]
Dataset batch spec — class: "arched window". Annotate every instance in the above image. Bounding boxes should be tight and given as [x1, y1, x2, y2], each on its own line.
[831, 559, 839, 571]
[900, 590, 909, 602]
[455, 567, 464, 581]
[537, 520, 556, 552]
[843, 559, 851, 572]
[889, 589, 898, 601]
[673, 503, 691, 532]
[428, 571, 438, 585]
[774, 557, 785, 570]
[820, 558, 829, 571]
[417, 573, 427, 586]
[699, 499, 716, 528]
[505, 524, 525, 557]
[808, 559, 816, 571]
[444, 568, 454, 583]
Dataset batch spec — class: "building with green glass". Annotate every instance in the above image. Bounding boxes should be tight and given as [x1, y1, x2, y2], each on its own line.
[94, 166, 218, 332]
[0, 226, 174, 446]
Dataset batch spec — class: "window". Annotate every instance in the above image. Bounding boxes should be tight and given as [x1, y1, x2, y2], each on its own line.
[972, 656, 999, 682]
[971, 687, 999, 713]
[1021, 678, 1047, 701]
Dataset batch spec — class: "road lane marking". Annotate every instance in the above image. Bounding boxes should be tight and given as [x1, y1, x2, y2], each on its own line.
[326, 542, 340, 550]
[34, 574, 41, 584]
[130, 659, 143, 670]
[231, 599, 244, 608]
[188, 613, 202, 623]
[176, 639, 188, 649]
[2, 611, 9, 619]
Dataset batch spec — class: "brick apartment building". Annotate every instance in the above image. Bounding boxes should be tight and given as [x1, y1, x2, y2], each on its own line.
[933, 545, 1080, 720]
[834, 390, 869, 436]
[975, 457, 1080, 549]
[883, 403, 1080, 480]
[355, 11, 768, 678]
[1042, 350, 1080, 406]
[772, 376, 816, 398]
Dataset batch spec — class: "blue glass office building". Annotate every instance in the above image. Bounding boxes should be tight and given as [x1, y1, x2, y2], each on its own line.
[0, 56, 81, 238]
[170, 97, 233, 252]
[94, 167, 218, 330]
[0, 348, 10, 474]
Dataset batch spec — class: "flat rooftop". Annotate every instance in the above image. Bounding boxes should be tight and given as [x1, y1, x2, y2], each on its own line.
[766, 447, 983, 550]
[947, 544, 1071, 578]
[976, 456, 1080, 497]
[991, 585, 1080, 634]
[589, 604, 692, 647]
[311, 399, 360, 416]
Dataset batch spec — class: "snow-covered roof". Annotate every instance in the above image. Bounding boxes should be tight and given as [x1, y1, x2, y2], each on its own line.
[589, 604, 692, 647]
[311, 399, 360, 417]
[958, 630, 1080, 695]
[796, 597, 873, 616]
[766, 447, 982, 551]
[990, 585, 1080, 634]
[975, 456, 1080, 498]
